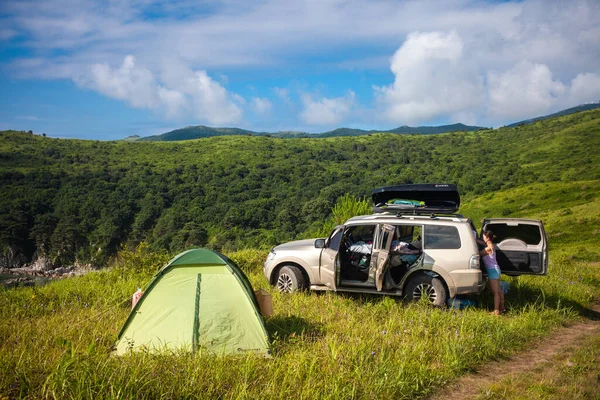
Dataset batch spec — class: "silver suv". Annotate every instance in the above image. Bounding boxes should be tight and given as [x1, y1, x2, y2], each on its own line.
[264, 184, 548, 306]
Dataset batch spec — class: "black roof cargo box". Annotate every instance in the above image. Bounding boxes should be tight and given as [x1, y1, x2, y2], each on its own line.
[371, 183, 460, 214]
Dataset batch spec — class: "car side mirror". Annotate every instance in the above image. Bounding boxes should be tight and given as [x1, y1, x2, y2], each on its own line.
[314, 239, 326, 248]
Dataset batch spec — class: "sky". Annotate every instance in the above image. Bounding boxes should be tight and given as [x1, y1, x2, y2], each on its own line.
[0, 0, 599, 140]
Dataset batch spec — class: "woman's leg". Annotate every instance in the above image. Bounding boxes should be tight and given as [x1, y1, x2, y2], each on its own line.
[489, 279, 501, 314]
[499, 284, 505, 312]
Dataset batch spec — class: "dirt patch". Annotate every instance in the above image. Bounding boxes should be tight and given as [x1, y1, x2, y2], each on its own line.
[427, 302, 600, 400]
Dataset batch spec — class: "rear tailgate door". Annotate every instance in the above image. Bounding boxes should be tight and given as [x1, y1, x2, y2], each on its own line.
[481, 219, 548, 276]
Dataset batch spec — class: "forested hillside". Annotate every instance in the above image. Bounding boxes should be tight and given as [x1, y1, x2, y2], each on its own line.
[1, 109, 599, 268]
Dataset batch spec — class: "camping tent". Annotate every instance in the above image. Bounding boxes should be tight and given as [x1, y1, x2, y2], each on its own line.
[115, 248, 270, 356]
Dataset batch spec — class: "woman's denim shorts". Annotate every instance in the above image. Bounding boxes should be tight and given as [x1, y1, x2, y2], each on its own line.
[487, 267, 501, 280]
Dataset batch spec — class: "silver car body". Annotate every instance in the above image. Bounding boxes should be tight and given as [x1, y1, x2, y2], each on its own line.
[264, 213, 548, 299]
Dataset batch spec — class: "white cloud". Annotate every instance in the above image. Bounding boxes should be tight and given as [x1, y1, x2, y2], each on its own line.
[231, 93, 246, 105]
[218, 74, 229, 84]
[5, 1, 600, 77]
[75, 55, 243, 125]
[487, 61, 566, 120]
[186, 70, 243, 125]
[0, 28, 18, 40]
[81, 55, 160, 109]
[3, 0, 600, 129]
[374, 30, 484, 125]
[251, 97, 272, 115]
[568, 73, 600, 105]
[158, 87, 186, 119]
[273, 87, 291, 103]
[300, 91, 355, 126]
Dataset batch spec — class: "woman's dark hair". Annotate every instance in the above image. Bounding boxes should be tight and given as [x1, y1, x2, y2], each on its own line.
[482, 230, 496, 241]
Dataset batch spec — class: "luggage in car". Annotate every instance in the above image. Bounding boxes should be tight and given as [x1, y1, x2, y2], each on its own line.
[372, 183, 460, 214]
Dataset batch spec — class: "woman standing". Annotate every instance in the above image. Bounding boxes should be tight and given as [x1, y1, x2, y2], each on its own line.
[481, 230, 505, 315]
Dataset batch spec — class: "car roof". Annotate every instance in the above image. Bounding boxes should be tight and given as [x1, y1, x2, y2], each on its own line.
[345, 213, 470, 225]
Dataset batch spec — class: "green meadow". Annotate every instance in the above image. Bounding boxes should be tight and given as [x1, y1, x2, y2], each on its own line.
[1, 109, 600, 398]
[1, 180, 600, 399]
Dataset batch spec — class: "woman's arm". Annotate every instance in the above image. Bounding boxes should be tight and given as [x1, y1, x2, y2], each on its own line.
[480, 242, 493, 256]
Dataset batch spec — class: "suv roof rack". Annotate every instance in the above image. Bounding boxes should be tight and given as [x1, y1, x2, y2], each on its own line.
[371, 183, 460, 214]
[372, 204, 461, 215]
[370, 207, 465, 219]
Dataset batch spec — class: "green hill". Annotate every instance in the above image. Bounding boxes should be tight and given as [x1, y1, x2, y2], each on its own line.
[385, 122, 484, 135]
[507, 102, 600, 127]
[122, 134, 141, 142]
[139, 125, 260, 141]
[138, 123, 485, 141]
[0, 109, 599, 267]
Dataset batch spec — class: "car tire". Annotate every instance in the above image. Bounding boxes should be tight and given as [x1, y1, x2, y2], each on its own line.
[405, 275, 447, 307]
[276, 265, 306, 293]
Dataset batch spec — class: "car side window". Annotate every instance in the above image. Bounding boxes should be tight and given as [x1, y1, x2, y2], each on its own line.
[328, 228, 344, 250]
[424, 225, 461, 249]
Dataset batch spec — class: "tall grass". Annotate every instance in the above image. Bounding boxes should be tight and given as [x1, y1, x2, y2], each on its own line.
[1, 182, 599, 399]
[0, 274, 576, 399]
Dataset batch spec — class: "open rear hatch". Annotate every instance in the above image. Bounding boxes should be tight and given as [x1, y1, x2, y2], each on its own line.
[481, 218, 548, 276]
[372, 184, 460, 214]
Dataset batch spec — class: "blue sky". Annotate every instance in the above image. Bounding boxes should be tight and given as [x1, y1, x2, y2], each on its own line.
[0, 0, 599, 140]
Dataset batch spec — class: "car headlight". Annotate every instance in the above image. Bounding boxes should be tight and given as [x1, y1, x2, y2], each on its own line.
[265, 249, 277, 264]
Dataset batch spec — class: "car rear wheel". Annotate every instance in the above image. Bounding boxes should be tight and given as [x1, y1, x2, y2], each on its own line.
[405, 275, 447, 307]
[276, 265, 306, 293]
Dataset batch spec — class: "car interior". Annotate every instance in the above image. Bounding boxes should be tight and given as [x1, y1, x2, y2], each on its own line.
[340, 225, 375, 282]
[387, 225, 422, 287]
[339, 224, 423, 286]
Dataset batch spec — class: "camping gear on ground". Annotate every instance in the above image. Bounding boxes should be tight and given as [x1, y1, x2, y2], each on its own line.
[131, 287, 143, 309]
[115, 248, 270, 356]
[254, 289, 273, 317]
[447, 297, 477, 309]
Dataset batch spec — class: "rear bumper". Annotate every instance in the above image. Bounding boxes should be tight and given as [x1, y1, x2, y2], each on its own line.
[450, 269, 486, 295]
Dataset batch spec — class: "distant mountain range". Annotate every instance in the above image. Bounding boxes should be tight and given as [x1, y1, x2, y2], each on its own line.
[506, 102, 600, 127]
[320, 123, 485, 137]
[130, 123, 486, 142]
[124, 102, 600, 142]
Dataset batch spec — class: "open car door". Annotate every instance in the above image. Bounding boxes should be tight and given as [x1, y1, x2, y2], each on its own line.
[374, 224, 396, 291]
[481, 219, 548, 276]
[320, 226, 345, 289]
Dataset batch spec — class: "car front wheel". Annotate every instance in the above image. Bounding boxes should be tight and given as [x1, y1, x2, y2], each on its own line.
[276, 265, 306, 293]
[405, 275, 447, 307]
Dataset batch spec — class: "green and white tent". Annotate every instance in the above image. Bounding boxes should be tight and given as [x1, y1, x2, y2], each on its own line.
[115, 249, 270, 356]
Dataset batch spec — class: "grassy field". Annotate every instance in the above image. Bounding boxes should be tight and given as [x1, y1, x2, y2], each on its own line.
[474, 331, 600, 399]
[1, 181, 600, 399]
